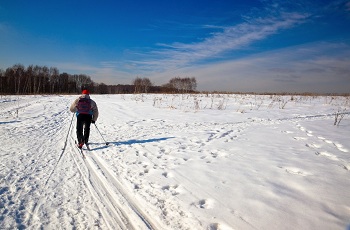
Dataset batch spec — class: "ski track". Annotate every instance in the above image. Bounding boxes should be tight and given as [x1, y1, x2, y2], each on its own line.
[0, 94, 349, 230]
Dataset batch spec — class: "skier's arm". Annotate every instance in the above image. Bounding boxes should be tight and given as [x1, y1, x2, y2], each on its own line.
[91, 100, 99, 121]
[69, 99, 79, 113]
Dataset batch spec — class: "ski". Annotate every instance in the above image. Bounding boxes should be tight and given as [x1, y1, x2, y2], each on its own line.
[79, 147, 86, 159]
[75, 141, 86, 159]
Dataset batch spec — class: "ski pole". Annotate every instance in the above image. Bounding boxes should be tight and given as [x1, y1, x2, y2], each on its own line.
[60, 112, 75, 151]
[94, 123, 109, 145]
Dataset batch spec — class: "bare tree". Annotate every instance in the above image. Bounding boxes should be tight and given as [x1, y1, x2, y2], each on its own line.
[4, 67, 15, 94]
[59, 73, 69, 93]
[0, 68, 4, 94]
[189, 77, 197, 92]
[133, 77, 142, 93]
[169, 77, 197, 93]
[142, 78, 152, 93]
[24, 65, 34, 94]
[73, 74, 93, 92]
[0, 64, 201, 95]
[132, 77, 153, 93]
[12, 64, 25, 94]
[49, 67, 59, 94]
[97, 83, 109, 94]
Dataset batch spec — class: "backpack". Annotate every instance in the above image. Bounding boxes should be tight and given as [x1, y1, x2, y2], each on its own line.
[77, 98, 92, 114]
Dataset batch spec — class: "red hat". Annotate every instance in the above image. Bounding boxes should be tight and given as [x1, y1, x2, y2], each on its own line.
[82, 89, 90, 94]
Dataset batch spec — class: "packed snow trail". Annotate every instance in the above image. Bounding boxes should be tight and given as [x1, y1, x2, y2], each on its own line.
[0, 95, 159, 229]
[0, 94, 350, 230]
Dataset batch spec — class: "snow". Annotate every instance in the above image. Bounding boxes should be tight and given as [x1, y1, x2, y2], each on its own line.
[1, 94, 350, 230]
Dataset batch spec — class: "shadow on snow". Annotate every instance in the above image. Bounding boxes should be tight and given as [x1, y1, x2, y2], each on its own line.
[89, 137, 175, 151]
[0, 120, 21, 125]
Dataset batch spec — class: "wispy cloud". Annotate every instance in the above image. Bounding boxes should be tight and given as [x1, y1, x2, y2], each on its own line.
[50, 62, 134, 84]
[149, 41, 350, 93]
[128, 3, 309, 72]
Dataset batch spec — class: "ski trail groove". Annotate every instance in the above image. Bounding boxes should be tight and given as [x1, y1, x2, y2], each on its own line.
[44, 113, 74, 186]
[88, 153, 157, 230]
[27, 116, 81, 228]
[66, 123, 154, 230]
[66, 128, 132, 229]
[69, 138, 124, 229]
[85, 158, 131, 229]
[21, 106, 75, 226]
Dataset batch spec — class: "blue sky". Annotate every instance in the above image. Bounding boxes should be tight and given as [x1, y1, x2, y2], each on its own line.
[1, 0, 350, 93]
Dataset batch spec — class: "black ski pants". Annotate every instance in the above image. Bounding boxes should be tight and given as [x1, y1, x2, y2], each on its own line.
[76, 114, 92, 144]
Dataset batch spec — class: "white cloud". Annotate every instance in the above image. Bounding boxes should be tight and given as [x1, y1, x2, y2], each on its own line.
[148, 42, 350, 93]
[46, 1, 348, 93]
[46, 41, 350, 93]
[129, 5, 309, 72]
[50, 62, 135, 85]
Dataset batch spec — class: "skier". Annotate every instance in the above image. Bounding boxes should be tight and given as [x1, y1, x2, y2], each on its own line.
[70, 89, 99, 149]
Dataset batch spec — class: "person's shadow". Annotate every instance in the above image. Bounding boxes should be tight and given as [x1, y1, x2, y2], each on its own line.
[0, 120, 21, 125]
[89, 137, 175, 151]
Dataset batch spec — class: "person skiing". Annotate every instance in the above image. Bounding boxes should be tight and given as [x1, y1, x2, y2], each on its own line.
[70, 89, 99, 149]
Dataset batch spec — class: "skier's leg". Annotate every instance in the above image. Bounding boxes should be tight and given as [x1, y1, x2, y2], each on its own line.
[83, 115, 92, 144]
[76, 114, 84, 144]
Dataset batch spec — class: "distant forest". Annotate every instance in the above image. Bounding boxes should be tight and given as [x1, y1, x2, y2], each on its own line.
[0, 64, 197, 95]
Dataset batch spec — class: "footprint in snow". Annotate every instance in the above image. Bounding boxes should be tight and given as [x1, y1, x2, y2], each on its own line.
[315, 151, 339, 161]
[305, 143, 321, 149]
[317, 137, 349, 153]
[208, 223, 219, 230]
[283, 167, 311, 176]
[334, 143, 349, 153]
[208, 222, 233, 230]
[324, 139, 333, 144]
[306, 131, 313, 137]
[296, 124, 313, 136]
[162, 172, 173, 178]
[193, 199, 214, 209]
[162, 185, 170, 190]
[294, 136, 307, 141]
[282, 130, 294, 134]
[162, 184, 180, 196]
[198, 199, 207, 209]
[139, 168, 149, 176]
[341, 164, 350, 171]
[134, 184, 141, 190]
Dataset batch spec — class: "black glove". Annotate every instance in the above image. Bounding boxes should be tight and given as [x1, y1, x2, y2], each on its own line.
[91, 120, 95, 124]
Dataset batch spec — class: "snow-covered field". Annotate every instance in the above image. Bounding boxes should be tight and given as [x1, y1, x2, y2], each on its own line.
[1, 94, 349, 230]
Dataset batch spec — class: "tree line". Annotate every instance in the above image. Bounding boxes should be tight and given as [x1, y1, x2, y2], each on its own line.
[0, 64, 197, 95]
[132, 76, 197, 94]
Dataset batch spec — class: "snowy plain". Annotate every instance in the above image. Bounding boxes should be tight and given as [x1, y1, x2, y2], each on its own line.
[0, 93, 349, 230]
